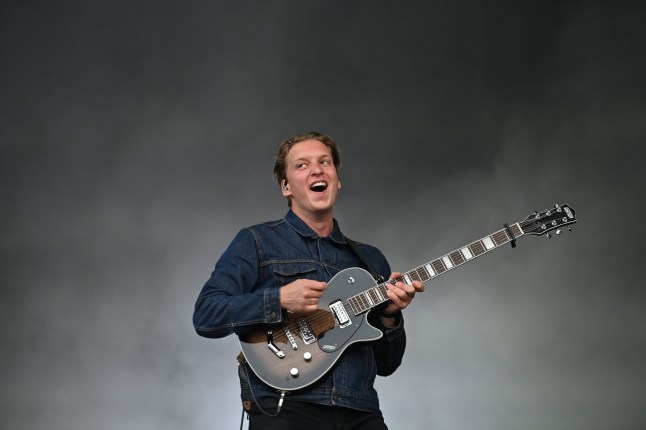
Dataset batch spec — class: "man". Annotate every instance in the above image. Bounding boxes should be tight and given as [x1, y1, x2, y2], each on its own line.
[193, 132, 424, 429]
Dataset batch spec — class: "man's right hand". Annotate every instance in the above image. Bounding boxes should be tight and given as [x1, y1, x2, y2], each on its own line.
[279, 279, 327, 313]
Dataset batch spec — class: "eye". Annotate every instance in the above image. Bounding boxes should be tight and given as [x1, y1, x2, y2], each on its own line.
[296, 162, 307, 169]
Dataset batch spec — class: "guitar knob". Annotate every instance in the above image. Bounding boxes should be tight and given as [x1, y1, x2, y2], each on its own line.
[290, 368, 299, 377]
[556, 229, 562, 235]
[303, 352, 312, 361]
[546, 233, 552, 238]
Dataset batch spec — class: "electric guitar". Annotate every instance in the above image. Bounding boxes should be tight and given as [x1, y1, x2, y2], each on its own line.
[239, 204, 577, 391]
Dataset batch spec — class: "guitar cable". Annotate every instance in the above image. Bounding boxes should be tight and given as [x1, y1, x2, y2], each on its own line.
[238, 358, 288, 429]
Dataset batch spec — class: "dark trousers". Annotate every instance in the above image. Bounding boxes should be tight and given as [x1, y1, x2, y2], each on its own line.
[248, 399, 388, 430]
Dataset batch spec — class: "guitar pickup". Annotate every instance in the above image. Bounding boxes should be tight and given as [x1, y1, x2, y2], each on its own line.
[330, 300, 352, 328]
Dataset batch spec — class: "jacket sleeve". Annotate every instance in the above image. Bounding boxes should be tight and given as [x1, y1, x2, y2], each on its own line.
[369, 311, 406, 376]
[192, 228, 283, 338]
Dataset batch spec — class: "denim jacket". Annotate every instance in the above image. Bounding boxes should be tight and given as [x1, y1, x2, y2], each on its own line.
[193, 210, 407, 412]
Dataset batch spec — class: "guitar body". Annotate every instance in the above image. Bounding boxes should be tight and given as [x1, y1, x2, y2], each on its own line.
[239, 267, 383, 391]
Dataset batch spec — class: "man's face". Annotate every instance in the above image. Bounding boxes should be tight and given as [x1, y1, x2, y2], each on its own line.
[282, 139, 341, 219]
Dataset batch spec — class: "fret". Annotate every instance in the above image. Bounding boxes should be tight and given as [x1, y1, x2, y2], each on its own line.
[349, 296, 360, 314]
[367, 288, 380, 305]
[379, 285, 389, 301]
[424, 263, 436, 277]
[403, 273, 413, 285]
[492, 230, 508, 246]
[471, 241, 486, 256]
[461, 246, 473, 260]
[348, 296, 359, 314]
[363, 290, 375, 307]
[357, 293, 369, 311]
[510, 223, 522, 237]
[411, 268, 425, 282]
[450, 250, 465, 265]
[408, 269, 419, 282]
[441, 256, 454, 269]
[363, 290, 371, 306]
[361, 292, 371, 309]
[432, 259, 446, 274]
[415, 266, 431, 282]
[482, 236, 495, 250]
[375, 286, 386, 302]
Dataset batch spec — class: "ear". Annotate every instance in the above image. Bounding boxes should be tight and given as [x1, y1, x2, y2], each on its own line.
[281, 180, 292, 197]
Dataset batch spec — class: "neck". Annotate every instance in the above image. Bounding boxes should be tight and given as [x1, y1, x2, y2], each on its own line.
[292, 208, 335, 237]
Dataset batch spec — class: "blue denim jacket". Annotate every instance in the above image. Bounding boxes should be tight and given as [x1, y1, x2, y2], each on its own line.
[193, 210, 407, 412]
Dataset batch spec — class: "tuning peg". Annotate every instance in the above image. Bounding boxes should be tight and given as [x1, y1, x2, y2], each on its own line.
[568, 226, 572, 232]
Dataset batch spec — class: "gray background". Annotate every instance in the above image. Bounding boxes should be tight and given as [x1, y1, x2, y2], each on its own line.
[1, 2, 645, 429]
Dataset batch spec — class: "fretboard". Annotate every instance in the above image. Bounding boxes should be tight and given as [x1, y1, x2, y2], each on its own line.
[346, 223, 524, 315]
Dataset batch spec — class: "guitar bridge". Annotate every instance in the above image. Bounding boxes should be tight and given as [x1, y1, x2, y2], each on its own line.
[284, 327, 298, 350]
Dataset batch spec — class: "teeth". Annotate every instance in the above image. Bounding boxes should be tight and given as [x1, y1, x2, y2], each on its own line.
[310, 181, 327, 191]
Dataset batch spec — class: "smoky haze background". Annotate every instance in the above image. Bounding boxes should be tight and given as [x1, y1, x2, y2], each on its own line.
[1, 2, 645, 429]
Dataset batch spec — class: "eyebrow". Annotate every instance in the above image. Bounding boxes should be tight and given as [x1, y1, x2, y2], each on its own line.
[291, 153, 331, 163]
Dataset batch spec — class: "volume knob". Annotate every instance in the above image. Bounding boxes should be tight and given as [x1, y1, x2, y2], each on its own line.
[303, 352, 312, 361]
[290, 368, 299, 377]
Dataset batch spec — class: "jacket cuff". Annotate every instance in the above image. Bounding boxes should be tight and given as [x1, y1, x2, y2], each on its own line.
[376, 311, 404, 334]
[263, 287, 283, 324]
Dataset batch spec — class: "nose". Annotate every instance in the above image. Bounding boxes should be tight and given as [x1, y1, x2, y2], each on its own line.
[311, 162, 323, 174]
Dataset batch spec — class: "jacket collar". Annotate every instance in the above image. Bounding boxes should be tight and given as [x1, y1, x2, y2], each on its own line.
[284, 209, 346, 244]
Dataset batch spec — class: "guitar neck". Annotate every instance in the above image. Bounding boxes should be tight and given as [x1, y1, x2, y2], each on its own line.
[347, 222, 525, 315]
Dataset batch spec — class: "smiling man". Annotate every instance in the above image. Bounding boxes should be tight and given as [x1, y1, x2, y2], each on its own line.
[193, 132, 424, 430]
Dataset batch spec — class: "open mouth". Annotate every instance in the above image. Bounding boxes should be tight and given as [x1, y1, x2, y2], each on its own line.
[310, 181, 328, 193]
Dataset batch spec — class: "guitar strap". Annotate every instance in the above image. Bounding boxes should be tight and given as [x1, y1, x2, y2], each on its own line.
[344, 236, 386, 283]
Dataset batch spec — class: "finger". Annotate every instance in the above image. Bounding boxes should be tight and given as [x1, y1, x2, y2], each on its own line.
[387, 284, 411, 305]
[389, 272, 402, 281]
[393, 281, 416, 297]
[308, 281, 328, 291]
[386, 291, 408, 310]
[413, 280, 425, 292]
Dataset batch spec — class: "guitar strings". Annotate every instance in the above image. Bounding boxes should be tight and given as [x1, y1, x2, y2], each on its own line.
[276, 226, 530, 343]
[269, 217, 571, 348]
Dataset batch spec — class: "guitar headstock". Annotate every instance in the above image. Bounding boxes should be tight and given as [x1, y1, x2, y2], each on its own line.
[521, 204, 577, 237]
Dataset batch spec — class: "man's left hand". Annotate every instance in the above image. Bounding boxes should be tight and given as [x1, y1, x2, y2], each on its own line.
[380, 271, 424, 325]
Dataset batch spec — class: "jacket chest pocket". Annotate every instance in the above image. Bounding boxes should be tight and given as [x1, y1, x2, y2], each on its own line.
[272, 263, 319, 287]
